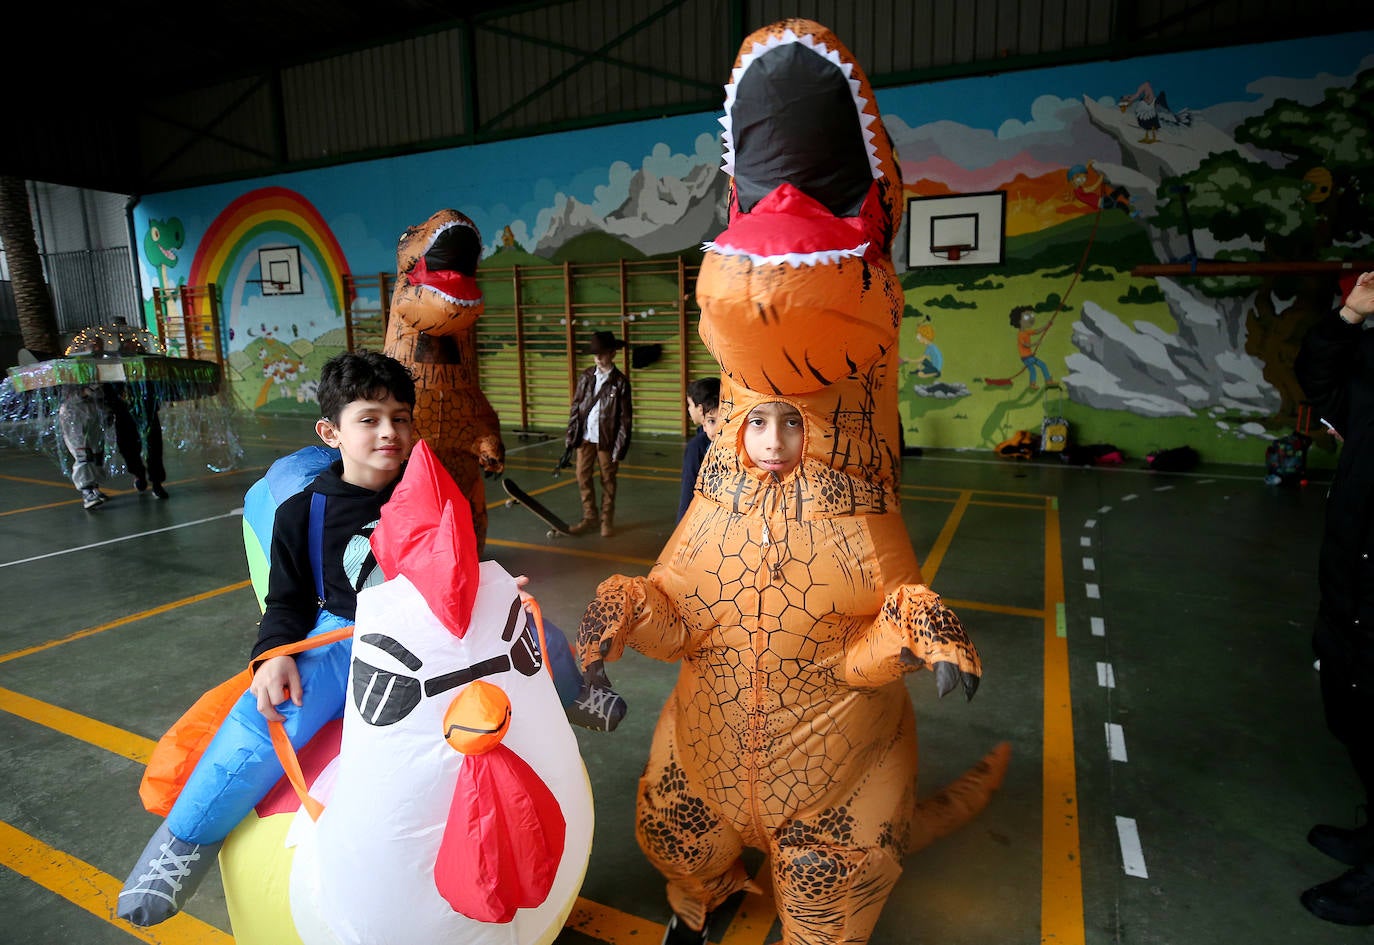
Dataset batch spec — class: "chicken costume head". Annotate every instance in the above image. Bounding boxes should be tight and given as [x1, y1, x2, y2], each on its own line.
[221, 440, 593, 945]
[383, 210, 505, 554]
[574, 20, 1007, 945]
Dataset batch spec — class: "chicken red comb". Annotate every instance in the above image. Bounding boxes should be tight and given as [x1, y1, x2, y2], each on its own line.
[370, 439, 479, 636]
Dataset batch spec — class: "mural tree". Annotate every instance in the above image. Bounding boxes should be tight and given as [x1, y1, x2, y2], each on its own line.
[1152, 68, 1374, 419]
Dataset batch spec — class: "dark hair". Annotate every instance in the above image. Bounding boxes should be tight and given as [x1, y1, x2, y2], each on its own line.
[687, 376, 721, 413]
[317, 351, 416, 422]
[1009, 305, 1033, 329]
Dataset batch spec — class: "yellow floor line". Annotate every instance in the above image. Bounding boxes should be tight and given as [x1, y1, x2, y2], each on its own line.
[1040, 501, 1085, 945]
[719, 864, 777, 945]
[919, 488, 971, 583]
[566, 895, 670, 943]
[0, 582, 252, 665]
[0, 687, 156, 764]
[0, 821, 233, 944]
[485, 538, 657, 567]
[0, 473, 73, 488]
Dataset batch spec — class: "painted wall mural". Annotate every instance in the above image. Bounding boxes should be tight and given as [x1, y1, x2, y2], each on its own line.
[131, 31, 1374, 466]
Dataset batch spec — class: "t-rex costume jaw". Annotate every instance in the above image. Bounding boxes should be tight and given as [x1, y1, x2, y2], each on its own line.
[383, 209, 504, 552]
[575, 20, 1009, 945]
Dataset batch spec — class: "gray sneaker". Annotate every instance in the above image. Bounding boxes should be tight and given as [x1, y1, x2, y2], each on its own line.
[566, 682, 628, 732]
[117, 822, 222, 927]
[81, 488, 106, 510]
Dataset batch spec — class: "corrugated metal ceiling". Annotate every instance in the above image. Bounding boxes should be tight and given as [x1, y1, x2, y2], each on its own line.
[3, 0, 1371, 194]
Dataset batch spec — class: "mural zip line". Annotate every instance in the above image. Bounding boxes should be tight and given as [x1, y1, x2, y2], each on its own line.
[979, 205, 1104, 388]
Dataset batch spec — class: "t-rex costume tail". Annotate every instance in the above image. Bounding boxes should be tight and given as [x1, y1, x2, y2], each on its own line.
[383, 209, 504, 552]
[575, 20, 1008, 945]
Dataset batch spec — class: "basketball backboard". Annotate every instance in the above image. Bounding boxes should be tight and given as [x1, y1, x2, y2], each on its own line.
[257, 245, 303, 295]
[906, 192, 1006, 268]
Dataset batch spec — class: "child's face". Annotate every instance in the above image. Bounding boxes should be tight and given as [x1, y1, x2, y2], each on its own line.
[701, 409, 721, 441]
[594, 350, 616, 369]
[316, 394, 415, 491]
[686, 397, 704, 426]
[743, 401, 804, 479]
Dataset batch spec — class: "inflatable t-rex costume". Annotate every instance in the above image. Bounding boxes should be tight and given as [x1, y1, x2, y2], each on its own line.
[384, 209, 504, 552]
[575, 20, 1009, 945]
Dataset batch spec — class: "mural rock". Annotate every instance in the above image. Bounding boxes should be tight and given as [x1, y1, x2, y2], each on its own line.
[536, 160, 727, 257]
[1065, 277, 1279, 417]
[1066, 95, 1279, 417]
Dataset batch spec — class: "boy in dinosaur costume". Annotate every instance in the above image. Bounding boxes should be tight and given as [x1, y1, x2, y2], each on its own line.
[575, 20, 1009, 945]
[383, 209, 504, 552]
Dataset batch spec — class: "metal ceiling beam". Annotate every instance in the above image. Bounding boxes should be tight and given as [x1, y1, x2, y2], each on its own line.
[479, 0, 695, 132]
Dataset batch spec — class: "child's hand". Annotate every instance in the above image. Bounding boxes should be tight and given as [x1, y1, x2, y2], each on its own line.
[250, 654, 302, 722]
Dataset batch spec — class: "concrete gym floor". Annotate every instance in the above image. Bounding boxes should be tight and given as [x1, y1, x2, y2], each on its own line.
[0, 412, 1364, 945]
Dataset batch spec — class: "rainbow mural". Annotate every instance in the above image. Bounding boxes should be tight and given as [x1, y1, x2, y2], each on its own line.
[188, 186, 354, 411]
[189, 186, 350, 323]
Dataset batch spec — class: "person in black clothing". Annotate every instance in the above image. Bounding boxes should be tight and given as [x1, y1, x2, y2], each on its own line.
[565, 331, 633, 537]
[118, 351, 417, 928]
[678, 376, 721, 523]
[1294, 270, 1374, 925]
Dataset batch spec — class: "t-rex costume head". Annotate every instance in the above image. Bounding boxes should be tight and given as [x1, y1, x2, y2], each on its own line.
[576, 20, 1007, 945]
[383, 209, 505, 553]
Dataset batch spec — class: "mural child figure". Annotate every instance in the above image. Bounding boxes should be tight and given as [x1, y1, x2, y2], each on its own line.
[564, 330, 633, 537]
[1066, 160, 1139, 218]
[117, 351, 417, 927]
[678, 376, 721, 523]
[912, 320, 943, 379]
[1011, 305, 1055, 391]
[573, 20, 1008, 945]
[383, 209, 505, 554]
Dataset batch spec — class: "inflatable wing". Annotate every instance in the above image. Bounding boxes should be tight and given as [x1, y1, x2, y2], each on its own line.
[222, 441, 593, 945]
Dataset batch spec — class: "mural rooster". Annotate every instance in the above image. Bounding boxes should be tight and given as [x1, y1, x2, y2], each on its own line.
[384, 209, 505, 552]
[575, 19, 1009, 945]
[218, 440, 594, 945]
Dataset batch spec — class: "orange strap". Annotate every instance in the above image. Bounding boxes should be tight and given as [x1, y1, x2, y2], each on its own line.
[522, 596, 556, 685]
[256, 592, 554, 822]
[252, 625, 354, 821]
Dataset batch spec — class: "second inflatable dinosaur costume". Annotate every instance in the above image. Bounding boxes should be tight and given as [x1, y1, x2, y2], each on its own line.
[383, 209, 505, 552]
[575, 19, 1009, 945]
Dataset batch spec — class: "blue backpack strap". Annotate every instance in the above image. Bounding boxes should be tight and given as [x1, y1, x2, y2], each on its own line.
[309, 492, 326, 607]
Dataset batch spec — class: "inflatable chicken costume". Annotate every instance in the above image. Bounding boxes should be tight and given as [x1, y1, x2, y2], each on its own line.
[384, 209, 505, 552]
[575, 20, 1008, 945]
[218, 441, 593, 945]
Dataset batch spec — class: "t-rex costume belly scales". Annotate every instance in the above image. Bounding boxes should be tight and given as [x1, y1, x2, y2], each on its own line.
[575, 20, 1009, 945]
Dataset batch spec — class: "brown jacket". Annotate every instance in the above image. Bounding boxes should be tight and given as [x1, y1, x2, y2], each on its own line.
[565, 365, 632, 462]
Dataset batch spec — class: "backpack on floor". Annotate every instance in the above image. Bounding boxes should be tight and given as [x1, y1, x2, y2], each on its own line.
[996, 429, 1039, 460]
[1040, 384, 1070, 453]
[1146, 446, 1199, 473]
[1265, 432, 1312, 485]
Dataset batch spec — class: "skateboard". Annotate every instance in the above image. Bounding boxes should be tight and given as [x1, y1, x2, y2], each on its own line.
[502, 477, 574, 539]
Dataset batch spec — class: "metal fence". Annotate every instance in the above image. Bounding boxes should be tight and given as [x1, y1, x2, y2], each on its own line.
[0, 247, 139, 339]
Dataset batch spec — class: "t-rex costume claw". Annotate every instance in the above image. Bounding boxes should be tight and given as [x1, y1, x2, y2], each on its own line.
[575, 20, 1009, 945]
[383, 209, 504, 552]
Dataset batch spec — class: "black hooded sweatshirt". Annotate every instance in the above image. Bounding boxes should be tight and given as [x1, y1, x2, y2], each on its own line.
[251, 460, 401, 659]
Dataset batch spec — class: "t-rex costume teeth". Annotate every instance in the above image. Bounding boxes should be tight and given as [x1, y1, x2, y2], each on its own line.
[383, 209, 505, 552]
[576, 20, 1009, 945]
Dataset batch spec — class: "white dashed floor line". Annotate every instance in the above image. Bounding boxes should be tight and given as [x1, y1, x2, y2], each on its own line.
[1106, 723, 1128, 762]
[1083, 557, 1096, 571]
[1116, 816, 1149, 878]
[1086, 583, 1100, 599]
[1096, 662, 1115, 688]
[1091, 616, 1105, 637]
